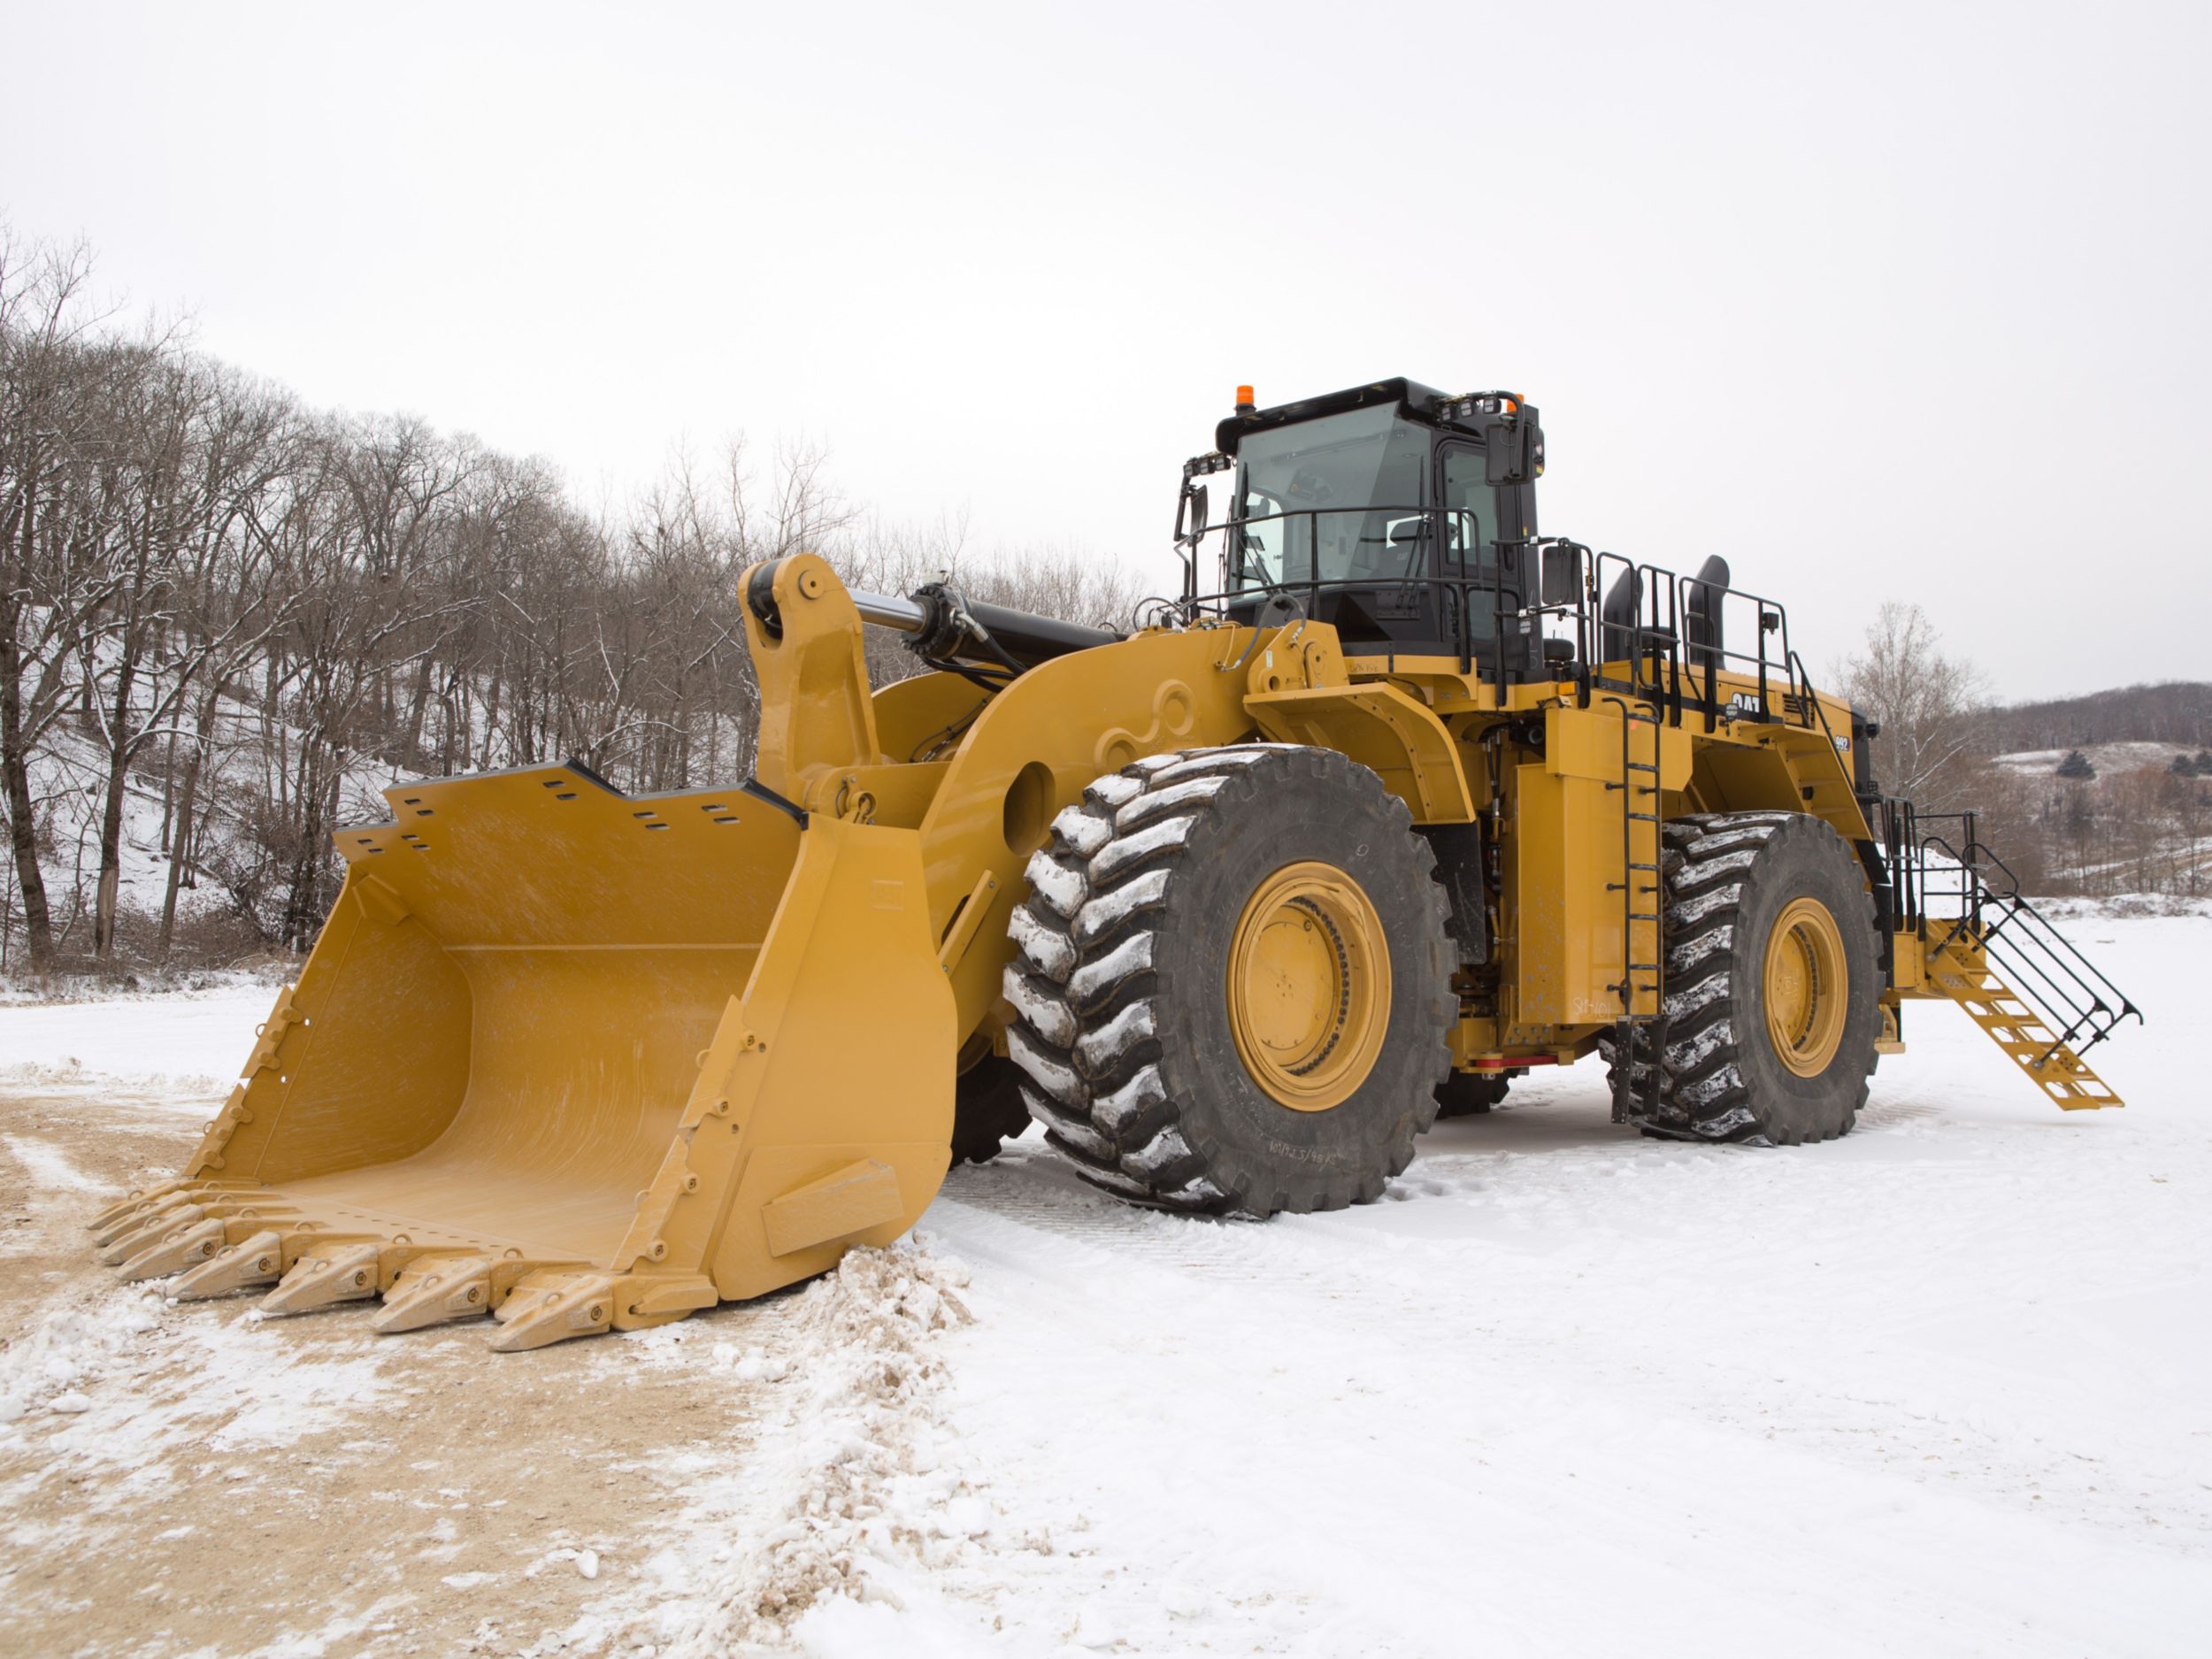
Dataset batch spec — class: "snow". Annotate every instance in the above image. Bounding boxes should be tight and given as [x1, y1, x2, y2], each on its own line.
[572, 1246, 988, 1655]
[0, 1286, 393, 1463]
[1065, 928, 1152, 1002]
[1071, 998, 1153, 1072]
[1087, 811, 1198, 883]
[913, 910, 2211, 1656]
[1005, 902, 1077, 980]
[1113, 772, 1232, 830]
[1047, 803, 1113, 858]
[1022, 846, 1087, 918]
[999, 964, 1076, 1048]
[0, 1290, 163, 1424]
[0, 979, 273, 1099]
[1995, 741, 2195, 775]
[3, 1133, 102, 1190]
[1071, 867, 1169, 947]
[2, 910, 2204, 1654]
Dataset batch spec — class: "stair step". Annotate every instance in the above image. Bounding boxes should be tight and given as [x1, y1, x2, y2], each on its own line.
[1925, 941, 2124, 1111]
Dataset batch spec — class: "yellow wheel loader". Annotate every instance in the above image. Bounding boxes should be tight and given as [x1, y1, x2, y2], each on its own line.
[90, 378, 2141, 1348]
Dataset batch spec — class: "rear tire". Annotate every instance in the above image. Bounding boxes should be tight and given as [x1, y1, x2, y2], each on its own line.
[1002, 746, 1456, 1216]
[1604, 811, 1879, 1145]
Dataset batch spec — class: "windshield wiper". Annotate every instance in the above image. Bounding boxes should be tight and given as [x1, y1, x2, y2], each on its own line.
[1238, 532, 1279, 588]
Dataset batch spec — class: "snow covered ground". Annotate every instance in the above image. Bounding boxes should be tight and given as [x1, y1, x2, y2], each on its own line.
[0, 914, 2205, 1656]
[0, 972, 282, 1087]
[1993, 741, 2199, 776]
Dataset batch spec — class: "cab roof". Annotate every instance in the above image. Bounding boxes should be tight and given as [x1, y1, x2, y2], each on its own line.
[1214, 377, 1467, 455]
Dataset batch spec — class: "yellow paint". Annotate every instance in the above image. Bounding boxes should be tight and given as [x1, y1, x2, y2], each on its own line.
[761, 1158, 907, 1257]
[1247, 682, 1475, 822]
[1763, 896, 1848, 1078]
[1225, 862, 1392, 1110]
[1892, 929, 2124, 1109]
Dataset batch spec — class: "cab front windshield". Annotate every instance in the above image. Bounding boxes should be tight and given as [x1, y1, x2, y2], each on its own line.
[1230, 406, 1432, 592]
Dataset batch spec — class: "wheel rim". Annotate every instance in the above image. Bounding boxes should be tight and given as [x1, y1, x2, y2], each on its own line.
[1226, 861, 1391, 1111]
[1763, 896, 1847, 1078]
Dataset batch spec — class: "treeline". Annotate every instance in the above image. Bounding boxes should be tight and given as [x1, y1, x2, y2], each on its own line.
[0, 231, 1141, 973]
[1838, 605, 2209, 902]
[1974, 681, 2212, 755]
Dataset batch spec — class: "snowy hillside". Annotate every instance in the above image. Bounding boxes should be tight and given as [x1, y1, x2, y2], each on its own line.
[3, 669, 429, 972]
[0, 909, 2203, 1655]
[1993, 741, 2201, 776]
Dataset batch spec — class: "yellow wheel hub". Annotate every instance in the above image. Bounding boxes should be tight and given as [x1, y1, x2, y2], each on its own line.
[1226, 862, 1391, 1111]
[1763, 896, 1848, 1078]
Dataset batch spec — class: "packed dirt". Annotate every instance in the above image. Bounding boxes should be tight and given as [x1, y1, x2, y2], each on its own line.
[0, 1082, 783, 1659]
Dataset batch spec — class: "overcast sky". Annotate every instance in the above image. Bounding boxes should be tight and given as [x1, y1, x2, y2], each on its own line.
[5, 0, 2207, 700]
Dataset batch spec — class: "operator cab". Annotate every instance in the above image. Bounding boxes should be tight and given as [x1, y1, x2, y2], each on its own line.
[1194, 378, 1547, 675]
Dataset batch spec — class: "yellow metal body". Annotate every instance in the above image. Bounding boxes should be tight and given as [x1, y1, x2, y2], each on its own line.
[1226, 861, 1393, 1111]
[90, 555, 2108, 1346]
[1764, 898, 1850, 1078]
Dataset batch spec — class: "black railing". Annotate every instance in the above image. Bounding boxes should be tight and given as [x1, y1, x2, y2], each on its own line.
[1176, 508, 1830, 737]
[1876, 799, 2143, 1066]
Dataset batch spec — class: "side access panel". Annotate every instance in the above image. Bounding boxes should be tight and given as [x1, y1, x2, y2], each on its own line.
[1509, 703, 1689, 1025]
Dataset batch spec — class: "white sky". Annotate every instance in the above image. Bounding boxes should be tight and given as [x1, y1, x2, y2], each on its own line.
[5, 0, 2207, 700]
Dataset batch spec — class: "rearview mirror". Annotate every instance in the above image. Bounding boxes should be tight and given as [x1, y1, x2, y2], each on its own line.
[1177, 480, 1210, 548]
[1540, 544, 1579, 608]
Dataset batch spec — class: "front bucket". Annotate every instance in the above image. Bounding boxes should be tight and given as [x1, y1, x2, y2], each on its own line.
[94, 764, 956, 1349]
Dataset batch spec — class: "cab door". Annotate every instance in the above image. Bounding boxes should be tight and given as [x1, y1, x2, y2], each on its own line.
[1436, 441, 1525, 670]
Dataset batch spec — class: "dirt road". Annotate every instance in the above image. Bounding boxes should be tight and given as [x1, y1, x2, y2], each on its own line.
[0, 1080, 780, 1659]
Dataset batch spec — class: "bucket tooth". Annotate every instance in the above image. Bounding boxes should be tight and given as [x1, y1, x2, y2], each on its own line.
[116, 1217, 229, 1281]
[97, 1212, 209, 1274]
[96, 1199, 207, 1259]
[89, 1185, 190, 1239]
[171, 1229, 288, 1301]
[88, 1179, 251, 1237]
[488, 1271, 619, 1353]
[87, 1177, 234, 1239]
[371, 1252, 503, 1333]
[258, 1240, 385, 1317]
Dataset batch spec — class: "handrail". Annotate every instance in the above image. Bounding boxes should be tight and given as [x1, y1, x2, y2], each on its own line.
[1177, 510, 1825, 734]
[1888, 801, 2143, 1067]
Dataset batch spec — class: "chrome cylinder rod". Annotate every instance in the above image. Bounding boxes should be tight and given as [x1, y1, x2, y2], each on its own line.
[848, 588, 929, 634]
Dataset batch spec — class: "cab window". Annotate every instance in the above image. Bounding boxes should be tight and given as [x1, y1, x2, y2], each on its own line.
[1231, 407, 1431, 591]
[1440, 445, 1498, 580]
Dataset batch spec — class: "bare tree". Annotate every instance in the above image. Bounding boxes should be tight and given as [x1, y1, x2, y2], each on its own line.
[1836, 601, 1988, 808]
[0, 229, 124, 968]
[0, 227, 1167, 974]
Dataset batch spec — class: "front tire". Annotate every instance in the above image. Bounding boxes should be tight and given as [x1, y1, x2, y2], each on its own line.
[1002, 746, 1456, 1216]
